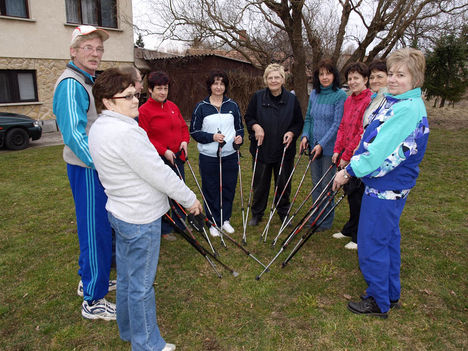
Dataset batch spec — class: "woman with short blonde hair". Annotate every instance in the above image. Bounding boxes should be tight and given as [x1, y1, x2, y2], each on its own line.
[244, 64, 303, 226]
[333, 47, 430, 318]
[263, 63, 285, 85]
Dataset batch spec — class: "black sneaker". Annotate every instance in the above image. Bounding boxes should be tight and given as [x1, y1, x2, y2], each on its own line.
[360, 294, 400, 309]
[348, 297, 388, 318]
[248, 216, 261, 226]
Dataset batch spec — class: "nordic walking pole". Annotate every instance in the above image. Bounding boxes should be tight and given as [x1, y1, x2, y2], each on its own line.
[216, 132, 227, 232]
[170, 153, 218, 256]
[168, 199, 198, 241]
[261, 145, 287, 242]
[272, 161, 335, 245]
[255, 179, 335, 280]
[165, 214, 239, 277]
[164, 214, 221, 278]
[242, 145, 259, 245]
[282, 191, 346, 267]
[261, 148, 303, 242]
[277, 174, 335, 249]
[196, 213, 268, 269]
[278, 149, 315, 234]
[175, 200, 218, 257]
[272, 150, 342, 246]
[233, 142, 246, 233]
[184, 151, 227, 247]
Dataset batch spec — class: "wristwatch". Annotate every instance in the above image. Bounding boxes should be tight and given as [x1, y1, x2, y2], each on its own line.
[343, 170, 350, 179]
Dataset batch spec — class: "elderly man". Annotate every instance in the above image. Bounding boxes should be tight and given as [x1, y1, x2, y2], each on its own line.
[53, 25, 116, 320]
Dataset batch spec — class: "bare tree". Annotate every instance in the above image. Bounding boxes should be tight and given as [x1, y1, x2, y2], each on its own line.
[134, 0, 468, 107]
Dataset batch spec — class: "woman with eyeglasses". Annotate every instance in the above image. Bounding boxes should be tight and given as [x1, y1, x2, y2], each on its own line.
[138, 71, 190, 241]
[89, 67, 202, 351]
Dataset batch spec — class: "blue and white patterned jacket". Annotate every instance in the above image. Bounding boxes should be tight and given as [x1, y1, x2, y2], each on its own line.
[346, 88, 430, 200]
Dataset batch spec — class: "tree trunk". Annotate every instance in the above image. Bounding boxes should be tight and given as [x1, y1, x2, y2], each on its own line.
[440, 97, 446, 108]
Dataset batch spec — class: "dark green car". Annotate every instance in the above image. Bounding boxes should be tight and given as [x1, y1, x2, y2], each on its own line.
[0, 112, 42, 150]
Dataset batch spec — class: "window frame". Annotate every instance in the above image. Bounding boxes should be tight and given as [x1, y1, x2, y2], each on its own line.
[0, 0, 30, 19]
[65, 0, 118, 29]
[0, 70, 39, 104]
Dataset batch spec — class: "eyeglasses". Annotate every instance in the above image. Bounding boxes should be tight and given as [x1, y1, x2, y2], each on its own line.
[111, 92, 141, 101]
[79, 45, 105, 54]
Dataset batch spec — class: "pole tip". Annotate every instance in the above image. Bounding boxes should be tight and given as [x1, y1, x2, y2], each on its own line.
[281, 262, 287, 268]
[255, 275, 261, 280]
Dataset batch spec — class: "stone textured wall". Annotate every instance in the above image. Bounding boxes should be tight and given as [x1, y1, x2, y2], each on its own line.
[0, 58, 125, 120]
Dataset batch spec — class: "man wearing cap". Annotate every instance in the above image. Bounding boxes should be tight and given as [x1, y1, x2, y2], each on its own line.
[53, 25, 116, 320]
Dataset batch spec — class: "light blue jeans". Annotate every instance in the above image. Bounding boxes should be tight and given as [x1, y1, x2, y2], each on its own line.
[310, 155, 335, 230]
[108, 213, 166, 351]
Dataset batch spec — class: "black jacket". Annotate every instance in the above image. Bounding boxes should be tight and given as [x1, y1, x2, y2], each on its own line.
[244, 87, 303, 163]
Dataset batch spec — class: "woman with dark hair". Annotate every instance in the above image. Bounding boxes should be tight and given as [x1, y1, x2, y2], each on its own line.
[190, 70, 244, 236]
[299, 59, 347, 231]
[333, 48, 429, 318]
[138, 71, 190, 241]
[362, 59, 388, 128]
[331, 62, 372, 249]
[89, 67, 202, 350]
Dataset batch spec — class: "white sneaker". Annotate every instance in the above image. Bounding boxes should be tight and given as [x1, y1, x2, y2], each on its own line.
[344, 241, 358, 250]
[81, 298, 116, 321]
[222, 220, 235, 233]
[332, 232, 347, 239]
[209, 226, 220, 237]
[77, 279, 117, 297]
[162, 343, 176, 351]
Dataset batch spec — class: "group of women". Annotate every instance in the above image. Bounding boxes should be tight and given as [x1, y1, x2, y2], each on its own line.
[87, 46, 429, 349]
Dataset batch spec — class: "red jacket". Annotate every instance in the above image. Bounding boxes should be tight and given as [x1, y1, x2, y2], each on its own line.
[334, 89, 372, 162]
[138, 98, 190, 160]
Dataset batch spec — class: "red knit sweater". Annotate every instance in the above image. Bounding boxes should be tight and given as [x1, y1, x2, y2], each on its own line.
[333, 89, 372, 162]
[138, 98, 190, 160]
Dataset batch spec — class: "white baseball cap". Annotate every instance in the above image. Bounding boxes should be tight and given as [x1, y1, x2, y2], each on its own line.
[71, 25, 109, 46]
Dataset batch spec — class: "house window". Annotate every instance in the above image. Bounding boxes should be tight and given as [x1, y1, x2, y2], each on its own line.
[0, 0, 29, 18]
[65, 0, 117, 28]
[0, 70, 38, 104]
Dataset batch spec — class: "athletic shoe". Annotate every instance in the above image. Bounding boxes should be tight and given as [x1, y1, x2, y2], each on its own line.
[222, 221, 235, 233]
[162, 343, 176, 351]
[209, 226, 220, 237]
[77, 280, 117, 297]
[332, 232, 347, 239]
[81, 298, 117, 321]
[360, 294, 400, 309]
[347, 297, 388, 319]
[344, 241, 358, 250]
[248, 216, 261, 226]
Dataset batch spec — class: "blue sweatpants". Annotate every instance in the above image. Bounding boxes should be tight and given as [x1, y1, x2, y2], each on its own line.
[199, 153, 238, 227]
[67, 164, 113, 302]
[357, 193, 406, 313]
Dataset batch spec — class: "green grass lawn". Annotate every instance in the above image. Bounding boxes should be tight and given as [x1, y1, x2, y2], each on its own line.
[0, 127, 466, 350]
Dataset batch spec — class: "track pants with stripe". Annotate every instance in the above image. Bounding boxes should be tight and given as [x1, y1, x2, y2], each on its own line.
[67, 164, 112, 302]
[357, 194, 406, 313]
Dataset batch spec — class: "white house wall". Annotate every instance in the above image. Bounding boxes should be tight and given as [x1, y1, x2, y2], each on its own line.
[0, 0, 135, 120]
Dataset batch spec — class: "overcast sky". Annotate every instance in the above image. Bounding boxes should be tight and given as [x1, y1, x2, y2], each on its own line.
[131, 0, 366, 52]
[132, 0, 186, 51]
